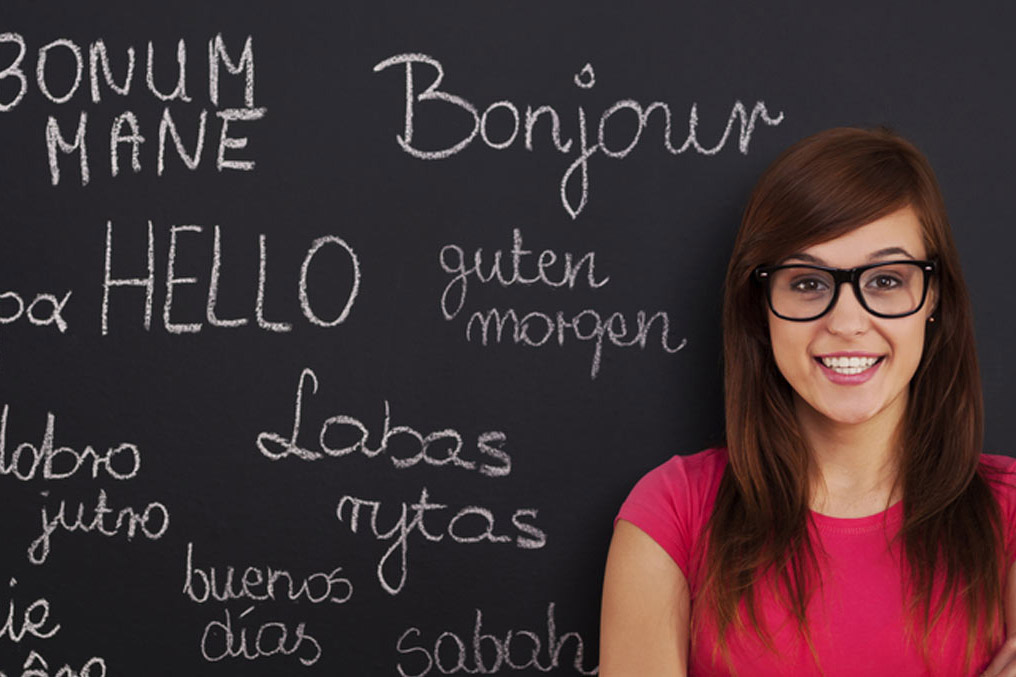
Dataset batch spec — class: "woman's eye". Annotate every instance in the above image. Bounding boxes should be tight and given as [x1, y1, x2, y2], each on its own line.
[789, 277, 828, 293]
[867, 275, 902, 290]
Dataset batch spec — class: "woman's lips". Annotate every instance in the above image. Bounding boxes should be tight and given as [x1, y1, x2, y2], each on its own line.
[814, 356, 884, 385]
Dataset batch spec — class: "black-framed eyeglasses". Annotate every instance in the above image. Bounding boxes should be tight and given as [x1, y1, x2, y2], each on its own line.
[753, 260, 937, 321]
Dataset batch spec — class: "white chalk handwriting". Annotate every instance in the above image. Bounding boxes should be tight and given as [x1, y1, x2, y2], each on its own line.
[395, 603, 597, 676]
[439, 228, 608, 321]
[182, 542, 353, 606]
[464, 306, 687, 379]
[28, 488, 169, 565]
[200, 605, 322, 667]
[439, 230, 686, 378]
[3, 650, 106, 677]
[0, 290, 71, 333]
[374, 54, 783, 218]
[337, 487, 545, 595]
[101, 221, 360, 335]
[257, 367, 511, 477]
[0, 32, 261, 186]
[0, 404, 140, 482]
[0, 580, 60, 644]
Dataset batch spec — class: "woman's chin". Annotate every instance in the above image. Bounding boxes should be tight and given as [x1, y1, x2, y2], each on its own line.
[800, 395, 885, 428]
[826, 411, 878, 426]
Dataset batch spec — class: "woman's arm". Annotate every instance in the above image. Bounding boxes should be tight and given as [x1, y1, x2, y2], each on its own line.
[599, 519, 691, 676]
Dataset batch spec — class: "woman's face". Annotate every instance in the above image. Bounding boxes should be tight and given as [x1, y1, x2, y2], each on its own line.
[767, 206, 936, 430]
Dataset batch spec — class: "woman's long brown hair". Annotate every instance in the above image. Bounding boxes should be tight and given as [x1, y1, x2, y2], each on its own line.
[693, 126, 1015, 675]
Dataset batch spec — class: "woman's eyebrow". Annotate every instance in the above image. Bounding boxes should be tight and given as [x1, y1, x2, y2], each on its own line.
[781, 246, 916, 265]
[865, 246, 915, 261]
[782, 252, 824, 264]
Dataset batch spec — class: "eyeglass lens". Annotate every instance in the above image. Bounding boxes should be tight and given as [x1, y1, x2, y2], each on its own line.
[768, 263, 925, 319]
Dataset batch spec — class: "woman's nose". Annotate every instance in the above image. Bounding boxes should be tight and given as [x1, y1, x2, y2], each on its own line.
[825, 282, 870, 335]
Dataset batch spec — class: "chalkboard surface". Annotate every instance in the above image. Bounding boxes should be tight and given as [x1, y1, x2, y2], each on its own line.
[2, 2, 1014, 674]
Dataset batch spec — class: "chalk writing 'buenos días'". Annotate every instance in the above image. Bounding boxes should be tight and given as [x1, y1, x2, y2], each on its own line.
[337, 487, 545, 595]
[374, 54, 784, 218]
[257, 368, 511, 477]
[396, 603, 597, 676]
[184, 544, 349, 666]
[101, 221, 360, 335]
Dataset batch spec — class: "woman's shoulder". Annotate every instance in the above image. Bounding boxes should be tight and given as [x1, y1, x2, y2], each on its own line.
[629, 445, 727, 494]
[647, 446, 728, 483]
[615, 447, 728, 577]
[979, 452, 1016, 500]
[980, 452, 1016, 472]
[623, 447, 729, 514]
[979, 453, 1016, 560]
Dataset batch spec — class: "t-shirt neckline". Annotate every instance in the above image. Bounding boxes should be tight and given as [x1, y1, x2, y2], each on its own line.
[807, 498, 904, 533]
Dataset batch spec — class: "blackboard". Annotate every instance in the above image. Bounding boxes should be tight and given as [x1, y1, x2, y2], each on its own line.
[1, 2, 1014, 674]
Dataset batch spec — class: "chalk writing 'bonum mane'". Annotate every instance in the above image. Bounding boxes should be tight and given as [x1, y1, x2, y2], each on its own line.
[0, 32, 262, 185]
[374, 53, 784, 218]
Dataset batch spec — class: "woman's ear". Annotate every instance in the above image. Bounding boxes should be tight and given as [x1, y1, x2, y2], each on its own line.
[926, 279, 939, 321]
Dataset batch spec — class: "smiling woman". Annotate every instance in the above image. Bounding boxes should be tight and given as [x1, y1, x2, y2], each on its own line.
[599, 127, 1016, 677]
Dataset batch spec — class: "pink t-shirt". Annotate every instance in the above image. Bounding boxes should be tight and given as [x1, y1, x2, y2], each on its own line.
[615, 447, 1016, 677]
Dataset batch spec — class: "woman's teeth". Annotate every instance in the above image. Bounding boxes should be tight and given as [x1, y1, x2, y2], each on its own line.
[820, 356, 880, 375]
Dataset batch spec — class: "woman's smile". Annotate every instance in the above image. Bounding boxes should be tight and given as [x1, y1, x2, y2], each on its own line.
[814, 352, 885, 383]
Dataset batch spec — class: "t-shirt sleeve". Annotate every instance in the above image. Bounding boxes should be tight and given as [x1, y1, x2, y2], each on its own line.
[614, 455, 699, 578]
[982, 453, 1016, 565]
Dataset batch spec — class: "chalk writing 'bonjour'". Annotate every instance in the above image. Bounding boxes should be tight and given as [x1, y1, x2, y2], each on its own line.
[374, 54, 784, 218]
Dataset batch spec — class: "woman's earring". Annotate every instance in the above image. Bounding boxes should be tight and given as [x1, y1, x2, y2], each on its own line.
[928, 316, 936, 323]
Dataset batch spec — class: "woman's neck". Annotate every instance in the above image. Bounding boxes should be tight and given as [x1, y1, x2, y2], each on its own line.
[795, 394, 905, 517]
